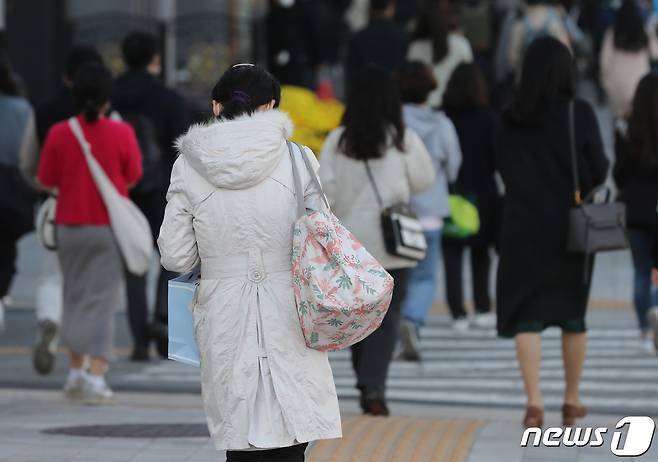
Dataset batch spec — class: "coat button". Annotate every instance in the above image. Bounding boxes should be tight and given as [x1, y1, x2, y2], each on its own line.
[249, 268, 265, 283]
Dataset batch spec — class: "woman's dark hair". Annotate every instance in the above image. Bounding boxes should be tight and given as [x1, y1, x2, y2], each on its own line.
[627, 73, 658, 165]
[613, 0, 648, 52]
[73, 62, 113, 123]
[505, 36, 574, 126]
[339, 64, 405, 160]
[443, 62, 489, 112]
[413, 1, 449, 63]
[397, 61, 437, 104]
[0, 53, 20, 96]
[64, 45, 103, 81]
[122, 31, 158, 70]
[211, 64, 281, 121]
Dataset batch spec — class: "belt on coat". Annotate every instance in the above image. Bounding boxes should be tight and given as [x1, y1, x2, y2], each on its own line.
[200, 249, 292, 283]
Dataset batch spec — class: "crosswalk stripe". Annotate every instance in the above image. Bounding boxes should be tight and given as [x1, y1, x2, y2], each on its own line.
[122, 314, 657, 416]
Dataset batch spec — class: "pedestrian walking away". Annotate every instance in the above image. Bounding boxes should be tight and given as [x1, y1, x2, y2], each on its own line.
[613, 73, 658, 355]
[600, 0, 658, 118]
[112, 31, 189, 362]
[319, 64, 435, 415]
[441, 63, 500, 334]
[0, 53, 34, 332]
[345, 0, 409, 88]
[407, 0, 474, 108]
[37, 62, 143, 405]
[395, 60, 462, 361]
[19, 44, 104, 375]
[158, 64, 341, 460]
[496, 37, 609, 429]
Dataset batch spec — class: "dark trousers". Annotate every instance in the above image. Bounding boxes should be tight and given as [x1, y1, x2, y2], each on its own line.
[126, 188, 175, 351]
[442, 239, 492, 319]
[0, 229, 18, 297]
[351, 268, 409, 395]
[125, 264, 176, 350]
[226, 443, 308, 461]
[628, 229, 658, 331]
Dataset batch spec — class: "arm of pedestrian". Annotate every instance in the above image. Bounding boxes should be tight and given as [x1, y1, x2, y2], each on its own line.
[405, 129, 436, 194]
[158, 157, 200, 273]
[442, 117, 463, 183]
[318, 129, 340, 209]
[18, 110, 40, 188]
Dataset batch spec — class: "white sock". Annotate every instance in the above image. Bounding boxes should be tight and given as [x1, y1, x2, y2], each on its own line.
[87, 374, 106, 388]
[68, 368, 86, 382]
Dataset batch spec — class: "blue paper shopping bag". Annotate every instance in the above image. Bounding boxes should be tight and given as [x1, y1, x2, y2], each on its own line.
[168, 269, 201, 367]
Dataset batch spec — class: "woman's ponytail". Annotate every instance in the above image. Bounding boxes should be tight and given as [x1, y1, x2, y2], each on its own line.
[73, 62, 112, 123]
[211, 64, 281, 121]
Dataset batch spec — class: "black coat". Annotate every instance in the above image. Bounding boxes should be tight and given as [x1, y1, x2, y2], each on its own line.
[613, 130, 658, 232]
[35, 87, 76, 145]
[495, 99, 609, 335]
[112, 70, 188, 170]
[445, 107, 500, 248]
[345, 17, 409, 86]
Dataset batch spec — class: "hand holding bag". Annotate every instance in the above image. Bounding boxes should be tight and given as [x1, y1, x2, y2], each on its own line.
[364, 160, 427, 261]
[566, 102, 628, 278]
[289, 142, 394, 351]
[68, 117, 153, 275]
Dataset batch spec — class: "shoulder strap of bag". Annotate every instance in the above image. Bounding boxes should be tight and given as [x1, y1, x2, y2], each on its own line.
[568, 101, 582, 205]
[67, 117, 119, 201]
[364, 160, 385, 210]
[287, 141, 330, 218]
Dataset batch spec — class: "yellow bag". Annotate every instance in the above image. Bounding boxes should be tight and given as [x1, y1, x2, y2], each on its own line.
[279, 85, 344, 154]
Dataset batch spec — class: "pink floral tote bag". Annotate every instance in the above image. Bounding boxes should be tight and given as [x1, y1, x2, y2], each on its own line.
[288, 142, 394, 351]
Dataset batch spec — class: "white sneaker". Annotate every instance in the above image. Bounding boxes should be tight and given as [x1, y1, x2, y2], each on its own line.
[82, 376, 114, 405]
[640, 335, 656, 356]
[452, 317, 470, 333]
[648, 307, 658, 353]
[63, 372, 87, 400]
[472, 312, 496, 329]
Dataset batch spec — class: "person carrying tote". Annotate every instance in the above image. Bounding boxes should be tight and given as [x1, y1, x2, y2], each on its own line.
[496, 37, 609, 428]
[158, 64, 341, 461]
[37, 62, 142, 404]
[319, 64, 435, 416]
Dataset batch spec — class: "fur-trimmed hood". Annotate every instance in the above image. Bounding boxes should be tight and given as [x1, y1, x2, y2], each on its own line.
[174, 110, 294, 190]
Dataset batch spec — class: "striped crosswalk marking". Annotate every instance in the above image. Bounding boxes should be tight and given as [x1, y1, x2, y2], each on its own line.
[123, 312, 658, 416]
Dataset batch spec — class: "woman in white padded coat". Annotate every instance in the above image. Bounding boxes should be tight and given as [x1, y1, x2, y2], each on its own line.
[158, 64, 341, 461]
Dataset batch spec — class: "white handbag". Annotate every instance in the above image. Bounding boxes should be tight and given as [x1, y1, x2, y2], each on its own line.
[68, 117, 153, 275]
[36, 196, 58, 250]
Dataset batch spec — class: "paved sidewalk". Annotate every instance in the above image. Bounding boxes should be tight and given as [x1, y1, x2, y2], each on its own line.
[0, 390, 656, 462]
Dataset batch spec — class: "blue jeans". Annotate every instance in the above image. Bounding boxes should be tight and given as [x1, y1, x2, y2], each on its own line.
[628, 229, 658, 331]
[401, 230, 442, 330]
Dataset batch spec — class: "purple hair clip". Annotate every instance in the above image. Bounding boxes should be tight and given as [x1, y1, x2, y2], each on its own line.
[231, 90, 251, 106]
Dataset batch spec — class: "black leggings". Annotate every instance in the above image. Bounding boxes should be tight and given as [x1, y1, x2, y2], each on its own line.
[226, 443, 308, 462]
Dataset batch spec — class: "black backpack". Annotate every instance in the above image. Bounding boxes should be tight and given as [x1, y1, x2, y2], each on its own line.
[118, 112, 164, 195]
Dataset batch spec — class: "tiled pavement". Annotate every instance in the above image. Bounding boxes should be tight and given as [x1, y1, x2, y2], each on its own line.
[0, 390, 656, 462]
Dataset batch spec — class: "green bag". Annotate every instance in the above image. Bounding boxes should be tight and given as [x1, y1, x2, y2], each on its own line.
[443, 195, 480, 239]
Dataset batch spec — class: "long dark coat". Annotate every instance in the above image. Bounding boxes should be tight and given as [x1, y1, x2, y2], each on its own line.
[495, 98, 609, 336]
